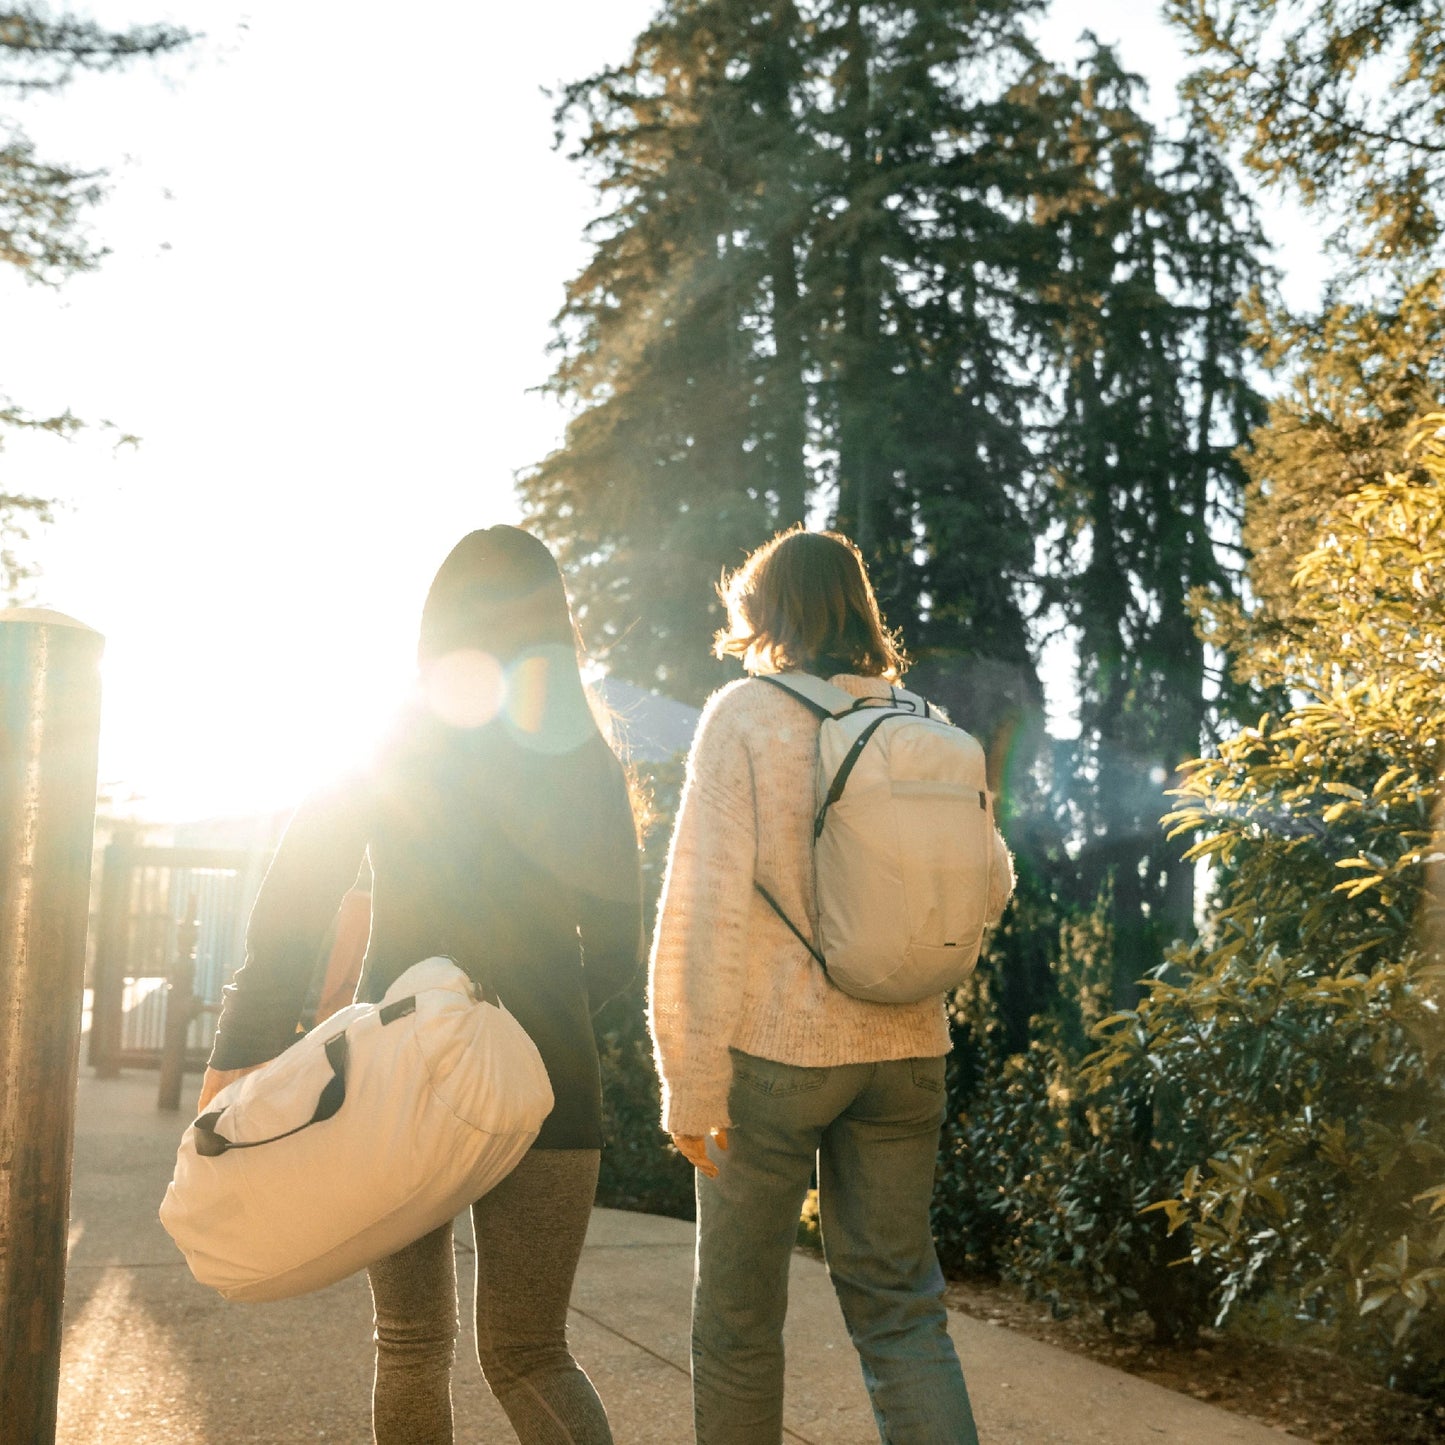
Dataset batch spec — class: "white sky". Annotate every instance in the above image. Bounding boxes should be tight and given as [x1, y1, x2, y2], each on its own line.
[5, 1, 1331, 821]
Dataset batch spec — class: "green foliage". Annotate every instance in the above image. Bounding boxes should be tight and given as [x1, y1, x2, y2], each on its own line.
[594, 757, 696, 1218]
[593, 971, 697, 1219]
[527, 0, 1266, 745]
[534, 0, 1272, 1041]
[1199, 274, 1445, 675]
[0, 399, 63, 596]
[934, 880, 1219, 1345]
[1025, 60, 1270, 999]
[1088, 420, 1445, 1386]
[1168, 0, 1445, 263]
[0, 9, 186, 94]
[0, 8, 189, 598]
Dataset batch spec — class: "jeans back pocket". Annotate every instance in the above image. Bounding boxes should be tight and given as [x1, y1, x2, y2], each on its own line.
[909, 1057, 946, 1094]
[731, 1050, 828, 1098]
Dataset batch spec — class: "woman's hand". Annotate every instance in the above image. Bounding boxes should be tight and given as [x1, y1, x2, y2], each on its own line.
[196, 1063, 265, 1114]
[672, 1128, 729, 1179]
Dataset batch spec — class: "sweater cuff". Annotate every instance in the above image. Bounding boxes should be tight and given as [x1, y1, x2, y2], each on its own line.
[207, 985, 303, 1070]
[660, 1078, 733, 1139]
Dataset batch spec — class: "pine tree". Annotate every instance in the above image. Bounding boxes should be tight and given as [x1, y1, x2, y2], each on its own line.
[1168, 0, 1445, 263]
[0, 7, 189, 597]
[529, 0, 1268, 1010]
[521, 5, 791, 699]
[805, 0, 1050, 710]
[1022, 45, 1270, 995]
[524, 0, 1054, 705]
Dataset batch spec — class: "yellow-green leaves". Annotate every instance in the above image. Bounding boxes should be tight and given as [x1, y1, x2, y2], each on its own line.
[1104, 417, 1445, 1370]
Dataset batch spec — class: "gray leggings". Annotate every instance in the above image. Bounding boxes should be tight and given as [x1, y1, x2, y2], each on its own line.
[367, 1148, 612, 1445]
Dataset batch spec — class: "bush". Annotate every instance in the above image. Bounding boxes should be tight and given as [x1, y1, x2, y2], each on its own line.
[1088, 421, 1445, 1389]
[594, 974, 696, 1218]
[934, 880, 1219, 1344]
[593, 756, 696, 1218]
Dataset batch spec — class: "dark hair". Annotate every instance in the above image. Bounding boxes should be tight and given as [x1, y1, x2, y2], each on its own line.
[714, 526, 906, 680]
[417, 525, 576, 666]
[411, 526, 647, 835]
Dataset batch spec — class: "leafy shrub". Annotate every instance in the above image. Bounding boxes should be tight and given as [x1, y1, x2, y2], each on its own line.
[594, 757, 696, 1218]
[1088, 421, 1445, 1388]
[935, 880, 1220, 1344]
[594, 974, 696, 1218]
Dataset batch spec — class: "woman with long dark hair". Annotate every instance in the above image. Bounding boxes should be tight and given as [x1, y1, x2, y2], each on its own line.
[198, 526, 643, 1445]
[649, 526, 1014, 1445]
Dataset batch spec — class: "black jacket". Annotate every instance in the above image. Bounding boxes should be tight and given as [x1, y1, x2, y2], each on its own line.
[208, 714, 643, 1150]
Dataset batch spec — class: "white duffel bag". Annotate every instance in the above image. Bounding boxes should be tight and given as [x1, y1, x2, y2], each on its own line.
[159, 956, 554, 1302]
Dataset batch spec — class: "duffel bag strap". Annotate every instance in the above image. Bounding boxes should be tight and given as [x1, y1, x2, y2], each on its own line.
[193, 1031, 350, 1158]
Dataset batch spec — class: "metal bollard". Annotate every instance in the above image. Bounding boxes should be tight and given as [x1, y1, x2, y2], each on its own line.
[0, 608, 104, 1445]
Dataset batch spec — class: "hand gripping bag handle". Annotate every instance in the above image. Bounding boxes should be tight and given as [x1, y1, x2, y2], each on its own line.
[192, 1031, 351, 1159]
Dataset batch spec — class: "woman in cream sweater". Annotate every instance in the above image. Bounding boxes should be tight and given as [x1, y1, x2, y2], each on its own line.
[649, 527, 1013, 1445]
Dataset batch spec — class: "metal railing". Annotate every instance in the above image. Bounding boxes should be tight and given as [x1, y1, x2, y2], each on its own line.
[89, 842, 270, 1089]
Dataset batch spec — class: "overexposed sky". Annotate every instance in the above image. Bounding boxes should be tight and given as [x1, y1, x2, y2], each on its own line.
[5, 1, 1329, 821]
[12, 0, 660, 818]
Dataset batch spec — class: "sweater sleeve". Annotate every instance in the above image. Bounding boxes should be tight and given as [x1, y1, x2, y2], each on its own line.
[648, 685, 758, 1138]
[208, 779, 372, 1069]
[986, 819, 1016, 926]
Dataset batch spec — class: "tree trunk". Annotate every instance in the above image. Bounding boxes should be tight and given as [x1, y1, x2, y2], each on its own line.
[763, 2, 808, 527]
[834, 0, 882, 555]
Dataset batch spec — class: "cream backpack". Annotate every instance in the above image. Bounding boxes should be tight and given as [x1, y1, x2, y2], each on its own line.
[756, 673, 999, 1003]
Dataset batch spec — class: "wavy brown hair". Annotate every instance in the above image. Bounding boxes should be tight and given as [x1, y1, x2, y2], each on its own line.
[714, 526, 907, 680]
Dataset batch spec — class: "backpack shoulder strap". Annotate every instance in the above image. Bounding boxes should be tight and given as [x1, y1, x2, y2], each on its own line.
[884, 686, 935, 719]
[757, 672, 854, 719]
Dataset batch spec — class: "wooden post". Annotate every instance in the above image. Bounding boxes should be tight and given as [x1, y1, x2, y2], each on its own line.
[0, 608, 104, 1445]
[88, 830, 133, 1077]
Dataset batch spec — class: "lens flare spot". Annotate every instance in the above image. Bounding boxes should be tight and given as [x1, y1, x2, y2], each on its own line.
[422, 649, 505, 729]
[501, 646, 597, 754]
[507, 653, 550, 735]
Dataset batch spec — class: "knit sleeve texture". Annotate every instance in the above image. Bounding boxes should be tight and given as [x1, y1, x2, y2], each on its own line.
[986, 819, 1016, 926]
[647, 680, 757, 1137]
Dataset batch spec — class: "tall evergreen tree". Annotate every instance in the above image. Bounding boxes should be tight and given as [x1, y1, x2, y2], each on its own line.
[1023, 46, 1271, 994]
[805, 0, 1050, 710]
[1, 7, 189, 596]
[1168, 0, 1445, 263]
[528, 0, 1268, 1006]
[525, 0, 1054, 705]
[525, 2, 811, 701]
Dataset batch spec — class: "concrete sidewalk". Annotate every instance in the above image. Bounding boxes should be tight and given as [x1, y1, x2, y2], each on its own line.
[58, 1074, 1301, 1444]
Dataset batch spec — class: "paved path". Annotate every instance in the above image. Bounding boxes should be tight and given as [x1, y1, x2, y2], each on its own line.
[57, 1074, 1302, 1443]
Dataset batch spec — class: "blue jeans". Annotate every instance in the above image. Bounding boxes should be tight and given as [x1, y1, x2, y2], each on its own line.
[692, 1050, 978, 1445]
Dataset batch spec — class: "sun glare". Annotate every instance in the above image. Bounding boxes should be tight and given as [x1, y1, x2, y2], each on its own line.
[421, 649, 507, 731]
[95, 613, 418, 826]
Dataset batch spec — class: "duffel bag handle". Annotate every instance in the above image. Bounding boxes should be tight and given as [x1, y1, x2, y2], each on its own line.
[193, 1031, 349, 1158]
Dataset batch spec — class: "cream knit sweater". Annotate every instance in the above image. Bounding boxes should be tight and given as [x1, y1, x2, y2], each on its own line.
[648, 672, 1015, 1138]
